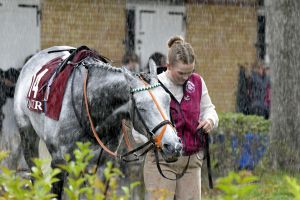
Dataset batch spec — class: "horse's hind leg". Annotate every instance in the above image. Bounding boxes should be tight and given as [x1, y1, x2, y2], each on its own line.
[45, 142, 68, 200]
[20, 126, 66, 200]
[19, 125, 39, 172]
[50, 157, 66, 200]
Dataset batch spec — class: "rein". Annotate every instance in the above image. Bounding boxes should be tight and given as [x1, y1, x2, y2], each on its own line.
[83, 69, 117, 157]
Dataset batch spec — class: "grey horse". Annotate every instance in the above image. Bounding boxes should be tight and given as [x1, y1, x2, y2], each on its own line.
[13, 46, 182, 199]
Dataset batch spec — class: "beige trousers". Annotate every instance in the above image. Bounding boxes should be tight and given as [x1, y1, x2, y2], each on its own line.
[143, 151, 203, 200]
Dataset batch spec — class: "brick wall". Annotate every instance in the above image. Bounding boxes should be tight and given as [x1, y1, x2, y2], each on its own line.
[41, 1, 258, 112]
[41, 0, 126, 66]
[186, 3, 257, 112]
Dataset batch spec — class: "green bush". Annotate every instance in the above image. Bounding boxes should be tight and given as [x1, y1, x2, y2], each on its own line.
[0, 142, 139, 200]
[216, 112, 271, 135]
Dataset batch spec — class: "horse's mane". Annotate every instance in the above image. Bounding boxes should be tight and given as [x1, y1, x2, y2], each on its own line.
[87, 57, 123, 73]
[87, 58, 153, 85]
[84, 47, 153, 85]
[80, 48, 120, 72]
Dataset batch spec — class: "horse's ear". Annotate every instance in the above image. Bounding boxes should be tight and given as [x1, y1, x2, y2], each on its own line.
[123, 67, 138, 85]
[148, 59, 157, 77]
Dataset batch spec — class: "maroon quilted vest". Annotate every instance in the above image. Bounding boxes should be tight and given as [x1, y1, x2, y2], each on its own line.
[170, 73, 202, 155]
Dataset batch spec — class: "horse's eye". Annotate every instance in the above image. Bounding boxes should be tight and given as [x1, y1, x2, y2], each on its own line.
[138, 107, 147, 112]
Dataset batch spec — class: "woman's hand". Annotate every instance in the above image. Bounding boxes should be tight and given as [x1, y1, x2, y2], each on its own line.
[197, 119, 214, 134]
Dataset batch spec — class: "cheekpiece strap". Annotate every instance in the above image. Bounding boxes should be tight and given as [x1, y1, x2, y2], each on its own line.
[131, 83, 161, 93]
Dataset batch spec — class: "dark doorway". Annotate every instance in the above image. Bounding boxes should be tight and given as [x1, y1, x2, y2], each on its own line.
[125, 9, 135, 53]
[256, 15, 266, 60]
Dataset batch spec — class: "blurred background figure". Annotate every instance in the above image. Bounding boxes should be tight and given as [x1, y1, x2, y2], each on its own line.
[146, 52, 167, 74]
[122, 51, 139, 72]
[0, 66, 22, 170]
[236, 64, 251, 115]
[0, 68, 20, 131]
[236, 61, 271, 119]
[248, 60, 269, 119]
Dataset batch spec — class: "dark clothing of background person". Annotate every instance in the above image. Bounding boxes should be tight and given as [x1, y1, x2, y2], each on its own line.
[0, 68, 20, 131]
[122, 51, 139, 72]
[236, 65, 251, 115]
[147, 52, 167, 74]
[249, 70, 268, 118]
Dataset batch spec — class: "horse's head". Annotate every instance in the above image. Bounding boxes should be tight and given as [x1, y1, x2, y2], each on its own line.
[123, 63, 182, 162]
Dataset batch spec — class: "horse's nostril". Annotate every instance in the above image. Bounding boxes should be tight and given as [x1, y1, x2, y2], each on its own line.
[175, 143, 183, 152]
[178, 138, 182, 144]
[163, 143, 172, 151]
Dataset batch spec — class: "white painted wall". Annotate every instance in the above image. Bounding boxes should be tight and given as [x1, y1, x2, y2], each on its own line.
[127, 3, 186, 72]
[0, 0, 40, 70]
[0, 0, 41, 170]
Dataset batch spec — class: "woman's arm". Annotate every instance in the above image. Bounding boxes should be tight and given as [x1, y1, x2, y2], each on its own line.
[199, 77, 219, 129]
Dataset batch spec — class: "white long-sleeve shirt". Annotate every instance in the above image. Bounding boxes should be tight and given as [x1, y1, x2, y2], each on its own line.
[158, 72, 219, 128]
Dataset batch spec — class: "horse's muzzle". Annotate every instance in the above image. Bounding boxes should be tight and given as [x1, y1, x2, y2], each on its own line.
[161, 141, 183, 162]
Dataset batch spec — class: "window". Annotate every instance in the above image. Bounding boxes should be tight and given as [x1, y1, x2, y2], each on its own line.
[256, 15, 266, 60]
[125, 9, 135, 53]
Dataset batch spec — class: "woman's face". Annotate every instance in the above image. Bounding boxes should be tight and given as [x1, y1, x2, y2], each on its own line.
[167, 61, 195, 85]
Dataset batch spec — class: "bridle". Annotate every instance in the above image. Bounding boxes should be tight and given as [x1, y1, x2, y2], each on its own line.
[126, 76, 190, 180]
[80, 63, 188, 180]
[83, 68, 174, 157]
[129, 76, 175, 148]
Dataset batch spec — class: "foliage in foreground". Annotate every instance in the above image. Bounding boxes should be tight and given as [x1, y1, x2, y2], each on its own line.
[215, 170, 258, 200]
[203, 170, 300, 200]
[285, 176, 300, 200]
[0, 142, 139, 200]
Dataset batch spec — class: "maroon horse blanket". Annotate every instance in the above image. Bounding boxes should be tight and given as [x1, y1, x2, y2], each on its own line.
[27, 48, 100, 120]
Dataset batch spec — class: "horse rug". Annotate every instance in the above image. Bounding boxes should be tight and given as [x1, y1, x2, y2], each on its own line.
[27, 48, 97, 120]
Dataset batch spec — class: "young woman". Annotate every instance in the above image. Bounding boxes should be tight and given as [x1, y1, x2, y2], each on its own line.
[143, 36, 219, 200]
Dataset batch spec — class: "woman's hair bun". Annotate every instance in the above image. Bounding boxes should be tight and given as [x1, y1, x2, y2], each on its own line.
[167, 36, 184, 48]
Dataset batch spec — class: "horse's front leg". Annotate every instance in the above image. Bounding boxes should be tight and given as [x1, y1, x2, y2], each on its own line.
[51, 158, 66, 200]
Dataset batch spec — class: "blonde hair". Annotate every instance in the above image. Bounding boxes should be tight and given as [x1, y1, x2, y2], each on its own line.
[167, 36, 195, 66]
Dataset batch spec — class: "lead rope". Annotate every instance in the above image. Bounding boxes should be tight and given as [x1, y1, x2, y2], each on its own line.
[204, 132, 213, 189]
[154, 148, 190, 180]
[198, 128, 213, 189]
